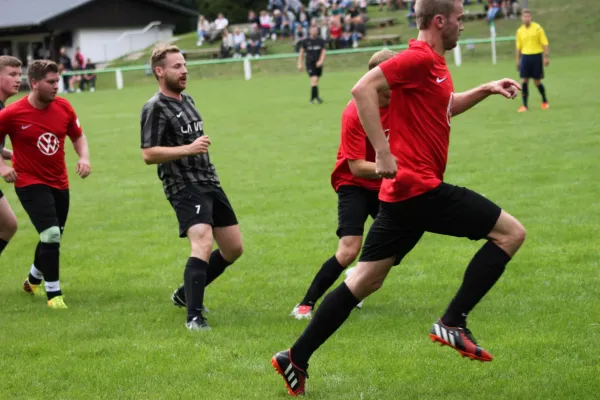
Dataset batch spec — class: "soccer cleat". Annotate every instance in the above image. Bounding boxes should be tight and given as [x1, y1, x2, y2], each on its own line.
[47, 296, 68, 309]
[517, 106, 528, 113]
[23, 279, 44, 297]
[271, 350, 308, 396]
[290, 304, 313, 320]
[171, 286, 209, 313]
[316, 97, 323, 104]
[541, 102, 550, 110]
[186, 315, 211, 331]
[429, 320, 492, 362]
[172, 287, 186, 308]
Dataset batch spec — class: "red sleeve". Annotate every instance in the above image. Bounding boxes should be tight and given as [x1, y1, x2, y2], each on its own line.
[0, 107, 13, 145]
[379, 48, 432, 90]
[66, 103, 83, 140]
[340, 103, 367, 161]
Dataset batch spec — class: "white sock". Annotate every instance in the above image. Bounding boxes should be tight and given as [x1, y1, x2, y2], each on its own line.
[45, 281, 60, 293]
[30, 265, 43, 280]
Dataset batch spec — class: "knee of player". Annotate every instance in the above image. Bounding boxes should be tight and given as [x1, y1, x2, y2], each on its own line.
[40, 226, 61, 243]
[336, 239, 361, 266]
[511, 222, 527, 246]
[224, 243, 243, 262]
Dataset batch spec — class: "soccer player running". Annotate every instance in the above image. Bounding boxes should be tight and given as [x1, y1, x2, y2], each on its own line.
[297, 26, 326, 104]
[291, 49, 396, 320]
[140, 44, 243, 331]
[272, 0, 526, 395]
[0, 56, 23, 258]
[0, 60, 91, 308]
[516, 8, 550, 112]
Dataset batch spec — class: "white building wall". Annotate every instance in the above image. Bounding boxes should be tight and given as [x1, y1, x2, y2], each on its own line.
[73, 25, 174, 63]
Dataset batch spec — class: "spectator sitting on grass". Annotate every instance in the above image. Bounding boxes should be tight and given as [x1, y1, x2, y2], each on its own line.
[196, 15, 210, 46]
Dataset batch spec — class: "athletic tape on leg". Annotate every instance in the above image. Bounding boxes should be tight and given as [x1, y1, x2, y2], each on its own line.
[40, 226, 61, 243]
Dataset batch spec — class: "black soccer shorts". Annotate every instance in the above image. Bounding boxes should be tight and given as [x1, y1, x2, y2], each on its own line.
[168, 184, 238, 238]
[336, 185, 380, 238]
[15, 184, 70, 235]
[359, 183, 502, 265]
[306, 63, 323, 77]
[520, 53, 544, 80]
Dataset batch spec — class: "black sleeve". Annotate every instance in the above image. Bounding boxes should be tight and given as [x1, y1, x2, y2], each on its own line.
[140, 103, 167, 148]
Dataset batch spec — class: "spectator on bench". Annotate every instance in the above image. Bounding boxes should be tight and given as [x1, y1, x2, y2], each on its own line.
[233, 27, 247, 58]
[294, 24, 307, 52]
[247, 23, 263, 58]
[80, 58, 96, 92]
[220, 29, 234, 58]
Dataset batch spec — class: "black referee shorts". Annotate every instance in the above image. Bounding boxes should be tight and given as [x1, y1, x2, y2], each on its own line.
[168, 184, 238, 238]
[15, 184, 70, 235]
[359, 183, 502, 266]
[520, 53, 544, 80]
[336, 185, 380, 238]
[306, 62, 323, 78]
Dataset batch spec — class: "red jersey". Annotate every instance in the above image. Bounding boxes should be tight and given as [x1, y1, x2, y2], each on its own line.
[378, 39, 454, 202]
[331, 99, 389, 192]
[0, 96, 83, 189]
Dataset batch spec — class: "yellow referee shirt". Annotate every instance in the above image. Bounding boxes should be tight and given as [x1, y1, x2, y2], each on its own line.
[516, 22, 549, 55]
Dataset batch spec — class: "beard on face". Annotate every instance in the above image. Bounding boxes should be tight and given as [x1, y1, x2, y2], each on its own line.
[442, 27, 459, 51]
[165, 73, 186, 94]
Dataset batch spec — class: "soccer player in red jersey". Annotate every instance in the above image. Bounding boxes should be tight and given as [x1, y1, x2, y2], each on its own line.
[290, 50, 396, 320]
[0, 60, 91, 309]
[272, 0, 525, 395]
[0, 56, 23, 258]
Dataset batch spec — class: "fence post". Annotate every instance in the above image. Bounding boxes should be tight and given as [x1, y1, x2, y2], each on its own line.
[453, 44, 462, 67]
[243, 58, 252, 81]
[115, 68, 123, 90]
[490, 21, 497, 65]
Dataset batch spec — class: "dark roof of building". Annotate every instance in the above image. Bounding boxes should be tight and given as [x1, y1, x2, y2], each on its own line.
[0, 0, 198, 30]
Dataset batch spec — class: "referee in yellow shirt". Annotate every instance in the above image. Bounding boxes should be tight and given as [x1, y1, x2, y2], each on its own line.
[516, 9, 550, 112]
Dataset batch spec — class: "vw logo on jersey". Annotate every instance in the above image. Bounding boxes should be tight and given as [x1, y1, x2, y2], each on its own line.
[37, 133, 60, 155]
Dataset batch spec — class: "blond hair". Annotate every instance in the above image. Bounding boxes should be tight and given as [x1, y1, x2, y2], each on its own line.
[0, 56, 22, 71]
[368, 49, 397, 70]
[150, 43, 181, 79]
[27, 60, 58, 83]
[415, 0, 457, 30]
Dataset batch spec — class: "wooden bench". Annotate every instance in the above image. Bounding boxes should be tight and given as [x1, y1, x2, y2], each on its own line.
[182, 45, 268, 60]
[368, 16, 397, 28]
[363, 34, 401, 46]
[183, 47, 221, 59]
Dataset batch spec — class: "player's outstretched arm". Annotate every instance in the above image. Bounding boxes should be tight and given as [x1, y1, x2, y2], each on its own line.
[72, 134, 91, 178]
[142, 136, 211, 165]
[351, 67, 396, 178]
[452, 79, 521, 117]
[297, 48, 304, 71]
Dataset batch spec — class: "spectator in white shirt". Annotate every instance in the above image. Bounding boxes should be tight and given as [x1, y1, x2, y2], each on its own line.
[232, 27, 247, 58]
[196, 15, 210, 46]
[214, 13, 229, 31]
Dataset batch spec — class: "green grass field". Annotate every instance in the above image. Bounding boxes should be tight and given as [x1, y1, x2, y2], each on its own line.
[1, 50, 599, 399]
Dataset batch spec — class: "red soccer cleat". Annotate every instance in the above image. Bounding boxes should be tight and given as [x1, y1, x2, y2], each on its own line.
[429, 320, 493, 362]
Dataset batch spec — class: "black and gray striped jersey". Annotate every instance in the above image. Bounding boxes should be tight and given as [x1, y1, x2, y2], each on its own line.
[140, 91, 219, 198]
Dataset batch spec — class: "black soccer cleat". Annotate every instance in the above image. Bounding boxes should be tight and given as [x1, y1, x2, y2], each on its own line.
[171, 286, 209, 313]
[172, 286, 186, 308]
[271, 350, 308, 396]
[186, 315, 211, 331]
[429, 320, 493, 362]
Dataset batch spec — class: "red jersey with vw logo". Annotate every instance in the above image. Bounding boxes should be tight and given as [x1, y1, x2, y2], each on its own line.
[377, 39, 454, 202]
[0, 96, 83, 189]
